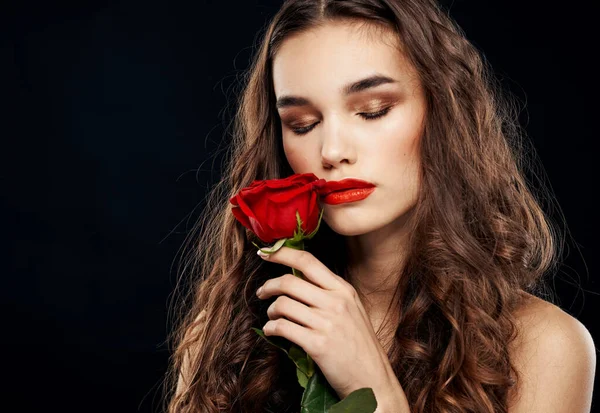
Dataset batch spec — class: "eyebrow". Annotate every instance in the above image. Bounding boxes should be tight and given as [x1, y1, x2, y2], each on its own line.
[275, 74, 398, 110]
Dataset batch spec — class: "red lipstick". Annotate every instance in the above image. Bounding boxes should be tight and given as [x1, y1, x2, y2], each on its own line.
[318, 178, 376, 205]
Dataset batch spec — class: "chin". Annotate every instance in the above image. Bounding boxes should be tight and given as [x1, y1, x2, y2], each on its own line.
[322, 214, 375, 237]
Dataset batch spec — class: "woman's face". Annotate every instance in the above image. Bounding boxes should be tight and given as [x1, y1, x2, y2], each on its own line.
[272, 21, 427, 237]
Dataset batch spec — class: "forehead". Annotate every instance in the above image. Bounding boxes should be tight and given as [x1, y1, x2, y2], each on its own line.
[272, 21, 417, 98]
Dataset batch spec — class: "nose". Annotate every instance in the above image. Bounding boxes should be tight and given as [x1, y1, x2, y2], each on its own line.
[320, 117, 357, 169]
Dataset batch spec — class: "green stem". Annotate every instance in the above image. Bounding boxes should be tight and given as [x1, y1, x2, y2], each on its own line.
[292, 267, 305, 279]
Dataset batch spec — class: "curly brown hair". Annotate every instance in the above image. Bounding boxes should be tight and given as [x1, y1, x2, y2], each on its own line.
[161, 0, 564, 412]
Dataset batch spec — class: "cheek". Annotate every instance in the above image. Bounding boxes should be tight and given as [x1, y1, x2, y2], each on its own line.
[397, 140, 422, 198]
[376, 103, 424, 158]
[371, 119, 422, 193]
[283, 139, 311, 173]
[376, 129, 420, 168]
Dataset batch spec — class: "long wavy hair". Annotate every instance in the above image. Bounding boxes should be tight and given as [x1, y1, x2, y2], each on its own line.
[162, 0, 565, 412]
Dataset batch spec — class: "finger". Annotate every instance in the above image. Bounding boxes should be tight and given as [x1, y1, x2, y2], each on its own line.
[259, 273, 330, 308]
[263, 317, 322, 355]
[259, 246, 341, 290]
[267, 295, 324, 330]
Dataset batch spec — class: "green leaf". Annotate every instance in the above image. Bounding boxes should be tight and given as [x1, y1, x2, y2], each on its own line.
[326, 388, 378, 413]
[300, 367, 340, 413]
[253, 238, 287, 255]
[296, 365, 309, 389]
[289, 344, 316, 389]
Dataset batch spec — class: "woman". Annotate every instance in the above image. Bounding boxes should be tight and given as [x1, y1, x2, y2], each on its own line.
[163, 0, 596, 412]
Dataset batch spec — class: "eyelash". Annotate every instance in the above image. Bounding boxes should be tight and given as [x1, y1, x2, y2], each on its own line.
[290, 106, 393, 136]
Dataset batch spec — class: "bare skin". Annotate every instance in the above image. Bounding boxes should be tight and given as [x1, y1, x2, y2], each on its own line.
[506, 292, 596, 412]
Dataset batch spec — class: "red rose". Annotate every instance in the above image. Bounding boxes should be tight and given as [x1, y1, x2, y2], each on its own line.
[229, 173, 326, 243]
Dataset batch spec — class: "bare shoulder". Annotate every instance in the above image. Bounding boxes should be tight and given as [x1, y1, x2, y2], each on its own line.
[511, 292, 595, 351]
[507, 292, 597, 412]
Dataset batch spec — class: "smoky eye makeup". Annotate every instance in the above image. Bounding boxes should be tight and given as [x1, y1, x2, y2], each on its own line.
[282, 103, 397, 136]
[282, 98, 395, 123]
[354, 98, 393, 113]
[276, 88, 405, 132]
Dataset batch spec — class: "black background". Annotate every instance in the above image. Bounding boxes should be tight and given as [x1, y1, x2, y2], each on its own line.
[3, 1, 598, 412]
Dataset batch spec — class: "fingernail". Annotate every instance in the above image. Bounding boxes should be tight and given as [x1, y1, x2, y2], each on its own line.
[257, 249, 269, 258]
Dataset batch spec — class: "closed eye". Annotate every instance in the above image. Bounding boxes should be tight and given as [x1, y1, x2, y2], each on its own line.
[290, 106, 393, 136]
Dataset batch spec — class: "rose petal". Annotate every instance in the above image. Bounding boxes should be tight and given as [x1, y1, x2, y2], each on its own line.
[248, 216, 273, 243]
[270, 185, 312, 203]
[231, 205, 251, 229]
[233, 194, 260, 228]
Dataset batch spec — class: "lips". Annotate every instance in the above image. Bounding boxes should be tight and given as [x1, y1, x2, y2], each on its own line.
[317, 178, 375, 197]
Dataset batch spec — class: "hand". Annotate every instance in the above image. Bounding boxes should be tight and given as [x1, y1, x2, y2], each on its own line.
[256, 246, 401, 402]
